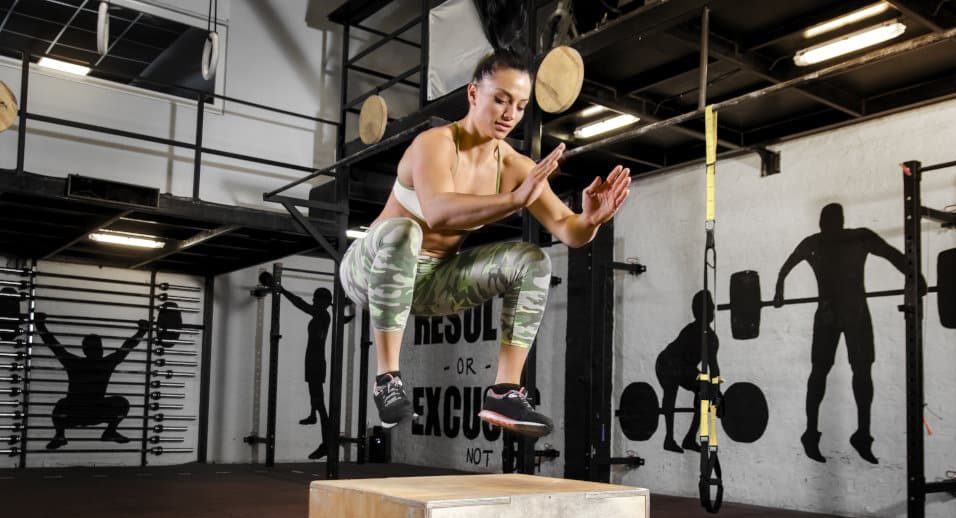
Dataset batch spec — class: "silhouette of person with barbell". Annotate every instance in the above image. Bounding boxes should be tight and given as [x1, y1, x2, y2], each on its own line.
[774, 203, 924, 464]
[34, 312, 148, 450]
[655, 290, 720, 453]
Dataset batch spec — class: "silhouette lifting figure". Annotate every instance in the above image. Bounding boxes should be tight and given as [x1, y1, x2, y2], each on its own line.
[774, 203, 924, 464]
[35, 313, 148, 450]
[655, 290, 720, 453]
[263, 274, 353, 461]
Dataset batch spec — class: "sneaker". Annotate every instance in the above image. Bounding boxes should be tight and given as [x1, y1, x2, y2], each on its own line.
[478, 386, 553, 438]
[373, 373, 414, 428]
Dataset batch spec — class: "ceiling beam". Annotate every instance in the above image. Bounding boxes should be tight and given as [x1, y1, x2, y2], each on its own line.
[41, 209, 134, 260]
[0, 0, 20, 34]
[744, 0, 879, 52]
[128, 224, 239, 269]
[45, 0, 89, 55]
[577, 81, 745, 150]
[616, 54, 718, 95]
[668, 22, 864, 117]
[886, 0, 956, 32]
[561, 0, 710, 59]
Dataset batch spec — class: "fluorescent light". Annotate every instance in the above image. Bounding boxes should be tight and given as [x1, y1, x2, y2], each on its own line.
[346, 228, 368, 240]
[803, 2, 891, 39]
[794, 20, 906, 67]
[89, 232, 165, 249]
[38, 57, 91, 76]
[574, 114, 640, 139]
[579, 105, 607, 117]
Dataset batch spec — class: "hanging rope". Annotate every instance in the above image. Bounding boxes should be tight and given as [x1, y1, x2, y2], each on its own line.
[698, 104, 723, 514]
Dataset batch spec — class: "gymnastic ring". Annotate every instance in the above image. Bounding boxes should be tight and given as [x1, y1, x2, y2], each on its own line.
[201, 31, 220, 80]
[97, 2, 110, 56]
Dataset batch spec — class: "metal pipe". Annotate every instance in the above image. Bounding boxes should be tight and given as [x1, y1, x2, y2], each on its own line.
[264, 118, 436, 198]
[280, 267, 334, 277]
[16, 52, 28, 175]
[697, 7, 709, 111]
[39, 272, 198, 291]
[344, 65, 422, 111]
[193, 95, 205, 200]
[354, 23, 420, 47]
[197, 275, 214, 463]
[2, 46, 338, 127]
[265, 263, 282, 467]
[346, 16, 423, 67]
[566, 26, 956, 159]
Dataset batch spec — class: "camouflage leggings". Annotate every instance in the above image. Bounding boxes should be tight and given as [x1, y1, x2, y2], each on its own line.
[339, 218, 551, 348]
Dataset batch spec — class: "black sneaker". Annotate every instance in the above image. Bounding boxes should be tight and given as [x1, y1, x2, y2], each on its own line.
[373, 373, 414, 428]
[478, 386, 553, 438]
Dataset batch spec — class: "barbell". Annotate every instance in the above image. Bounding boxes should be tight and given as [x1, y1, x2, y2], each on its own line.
[617, 381, 769, 443]
[718, 248, 956, 340]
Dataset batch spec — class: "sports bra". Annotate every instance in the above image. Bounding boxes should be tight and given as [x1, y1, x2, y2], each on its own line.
[392, 123, 501, 230]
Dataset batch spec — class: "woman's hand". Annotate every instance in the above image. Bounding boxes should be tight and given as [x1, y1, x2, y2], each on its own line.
[513, 143, 564, 208]
[581, 165, 631, 226]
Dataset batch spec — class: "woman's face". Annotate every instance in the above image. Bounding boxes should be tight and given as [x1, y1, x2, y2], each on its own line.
[468, 67, 532, 139]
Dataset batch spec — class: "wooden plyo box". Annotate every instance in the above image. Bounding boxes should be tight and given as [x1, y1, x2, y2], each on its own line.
[309, 473, 649, 518]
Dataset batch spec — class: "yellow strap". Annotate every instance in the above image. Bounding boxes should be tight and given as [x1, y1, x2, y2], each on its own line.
[709, 406, 719, 446]
[711, 376, 723, 385]
[697, 372, 710, 382]
[700, 400, 710, 437]
[705, 105, 717, 222]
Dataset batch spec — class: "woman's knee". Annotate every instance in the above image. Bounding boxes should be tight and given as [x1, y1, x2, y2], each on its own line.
[510, 242, 551, 276]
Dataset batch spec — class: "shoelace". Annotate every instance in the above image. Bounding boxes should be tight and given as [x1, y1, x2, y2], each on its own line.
[379, 378, 404, 406]
[506, 388, 534, 410]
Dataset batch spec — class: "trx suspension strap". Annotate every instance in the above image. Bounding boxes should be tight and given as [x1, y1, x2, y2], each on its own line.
[698, 104, 723, 513]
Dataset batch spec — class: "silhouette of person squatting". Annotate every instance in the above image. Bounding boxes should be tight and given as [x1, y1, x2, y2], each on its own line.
[774, 203, 925, 464]
[655, 290, 720, 453]
[35, 313, 148, 450]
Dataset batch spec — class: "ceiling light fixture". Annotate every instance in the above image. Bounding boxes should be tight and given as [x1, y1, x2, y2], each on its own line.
[803, 2, 891, 39]
[89, 231, 165, 249]
[794, 20, 906, 67]
[579, 104, 607, 117]
[574, 114, 640, 139]
[38, 57, 91, 76]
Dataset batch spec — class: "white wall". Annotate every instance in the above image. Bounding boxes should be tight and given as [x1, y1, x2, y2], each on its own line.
[0, 0, 345, 210]
[612, 98, 956, 518]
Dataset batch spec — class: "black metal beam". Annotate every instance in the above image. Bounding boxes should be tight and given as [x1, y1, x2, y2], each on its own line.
[667, 22, 864, 117]
[887, 0, 956, 32]
[128, 225, 239, 269]
[346, 16, 423, 66]
[328, 0, 399, 25]
[39, 209, 132, 260]
[618, 54, 716, 95]
[197, 274, 214, 463]
[560, 0, 710, 59]
[744, 0, 881, 51]
[344, 65, 422, 110]
[347, 64, 420, 88]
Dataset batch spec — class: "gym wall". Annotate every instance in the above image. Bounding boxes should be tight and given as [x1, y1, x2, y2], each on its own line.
[614, 97, 956, 518]
[0, 0, 418, 212]
[0, 256, 202, 468]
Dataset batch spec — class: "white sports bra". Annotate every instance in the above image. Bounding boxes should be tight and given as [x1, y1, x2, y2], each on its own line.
[393, 123, 501, 231]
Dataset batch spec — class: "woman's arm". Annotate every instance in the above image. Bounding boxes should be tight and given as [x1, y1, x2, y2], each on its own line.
[526, 158, 631, 248]
[412, 130, 563, 230]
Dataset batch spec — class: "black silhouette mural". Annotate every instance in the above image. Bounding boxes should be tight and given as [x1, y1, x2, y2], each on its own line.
[774, 203, 924, 464]
[655, 290, 719, 453]
[261, 272, 353, 460]
[35, 313, 148, 450]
